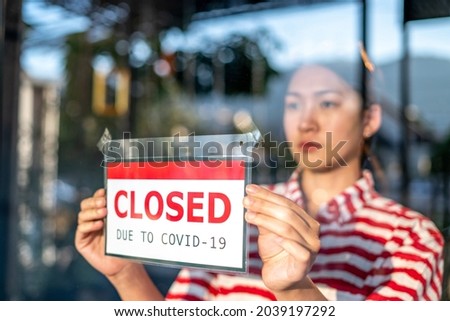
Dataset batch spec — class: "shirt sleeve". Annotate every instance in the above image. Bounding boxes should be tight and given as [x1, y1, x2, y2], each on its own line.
[365, 214, 444, 300]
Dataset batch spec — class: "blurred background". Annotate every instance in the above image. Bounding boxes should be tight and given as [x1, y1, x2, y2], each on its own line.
[1, 0, 449, 300]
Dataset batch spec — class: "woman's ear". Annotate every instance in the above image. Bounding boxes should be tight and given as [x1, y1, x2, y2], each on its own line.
[363, 104, 382, 138]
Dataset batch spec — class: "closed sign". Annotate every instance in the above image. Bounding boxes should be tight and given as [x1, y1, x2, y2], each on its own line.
[105, 159, 249, 272]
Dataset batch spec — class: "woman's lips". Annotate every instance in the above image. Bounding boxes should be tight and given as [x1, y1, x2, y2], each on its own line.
[298, 141, 322, 151]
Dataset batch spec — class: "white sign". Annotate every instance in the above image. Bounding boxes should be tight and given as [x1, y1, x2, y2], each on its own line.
[105, 159, 248, 272]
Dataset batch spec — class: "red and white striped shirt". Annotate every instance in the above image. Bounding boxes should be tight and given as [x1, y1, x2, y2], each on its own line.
[165, 170, 444, 300]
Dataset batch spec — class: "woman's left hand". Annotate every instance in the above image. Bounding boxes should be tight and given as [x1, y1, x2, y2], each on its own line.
[243, 184, 320, 292]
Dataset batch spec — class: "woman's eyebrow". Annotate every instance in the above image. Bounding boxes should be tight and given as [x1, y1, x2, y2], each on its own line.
[285, 89, 343, 98]
[314, 89, 344, 97]
[285, 91, 301, 98]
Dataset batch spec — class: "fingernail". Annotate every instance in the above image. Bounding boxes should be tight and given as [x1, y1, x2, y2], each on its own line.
[243, 196, 253, 206]
[245, 210, 256, 220]
[95, 199, 104, 207]
[246, 184, 259, 194]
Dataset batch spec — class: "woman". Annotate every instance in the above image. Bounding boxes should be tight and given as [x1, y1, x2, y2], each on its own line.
[75, 63, 444, 300]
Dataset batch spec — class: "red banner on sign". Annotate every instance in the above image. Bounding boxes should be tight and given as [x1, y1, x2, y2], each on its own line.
[106, 159, 246, 180]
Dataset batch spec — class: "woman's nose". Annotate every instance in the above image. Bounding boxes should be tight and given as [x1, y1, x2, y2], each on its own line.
[297, 103, 318, 132]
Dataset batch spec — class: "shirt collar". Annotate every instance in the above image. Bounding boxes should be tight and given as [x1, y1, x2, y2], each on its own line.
[285, 169, 377, 224]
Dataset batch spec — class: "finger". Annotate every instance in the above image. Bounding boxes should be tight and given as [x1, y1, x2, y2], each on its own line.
[245, 209, 313, 251]
[76, 218, 105, 234]
[244, 194, 307, 227]
[80, 193, 106, 211]
[277, 237, 317, 265]
[245, 184, 317, 228]
[78, 207, 107, 225]
[243, 195, 319, 247]
[94, 188, 105, 197]
[276, 237, 315, 277]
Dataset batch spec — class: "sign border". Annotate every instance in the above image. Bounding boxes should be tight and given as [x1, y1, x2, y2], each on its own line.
[103, 155, 252, 273]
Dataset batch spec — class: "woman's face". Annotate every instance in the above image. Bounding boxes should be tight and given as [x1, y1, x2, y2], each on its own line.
[283, 65, 365, 172]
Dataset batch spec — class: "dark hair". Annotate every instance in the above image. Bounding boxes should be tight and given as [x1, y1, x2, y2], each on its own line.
[317, 60, 380, 108]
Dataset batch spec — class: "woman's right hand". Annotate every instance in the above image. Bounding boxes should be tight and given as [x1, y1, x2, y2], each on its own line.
[75, 188, 133, 277]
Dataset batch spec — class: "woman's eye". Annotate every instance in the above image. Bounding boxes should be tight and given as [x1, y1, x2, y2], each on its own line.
[285, 102, 299, 110]
[320, 101, 338, 108]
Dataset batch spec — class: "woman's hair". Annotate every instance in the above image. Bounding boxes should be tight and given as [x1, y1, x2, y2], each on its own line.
[315, 60, 379, 108]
